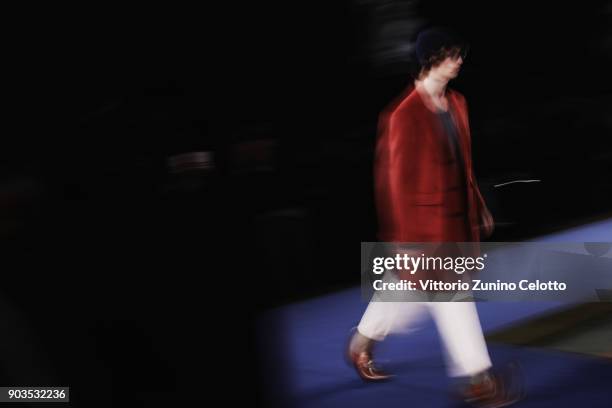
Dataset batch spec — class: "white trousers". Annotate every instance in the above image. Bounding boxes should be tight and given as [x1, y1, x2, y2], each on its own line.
[358, 299, 492, 377]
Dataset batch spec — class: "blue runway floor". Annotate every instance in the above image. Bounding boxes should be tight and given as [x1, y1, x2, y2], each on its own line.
[258, 219, 612, 407]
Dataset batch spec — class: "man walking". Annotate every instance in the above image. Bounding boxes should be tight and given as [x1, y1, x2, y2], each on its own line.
[348, 27, 521, 407]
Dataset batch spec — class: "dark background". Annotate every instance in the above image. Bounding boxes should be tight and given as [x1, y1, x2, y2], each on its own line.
[2, 1, 612, 406]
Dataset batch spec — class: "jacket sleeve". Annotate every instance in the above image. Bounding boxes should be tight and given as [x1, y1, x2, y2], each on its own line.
[458, 93, 491, 229]
[375, 108, 419, 241]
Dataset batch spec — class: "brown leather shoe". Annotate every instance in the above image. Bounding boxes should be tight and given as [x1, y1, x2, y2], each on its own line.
[460, 364, 524, 408]
[348, 350, 393, 382]
[345, 328, 393, 382]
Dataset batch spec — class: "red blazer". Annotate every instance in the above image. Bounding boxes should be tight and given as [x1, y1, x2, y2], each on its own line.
[375, 84, 489, 244]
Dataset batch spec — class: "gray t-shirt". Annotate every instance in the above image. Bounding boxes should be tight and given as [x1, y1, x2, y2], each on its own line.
[437, 109, 465, 171]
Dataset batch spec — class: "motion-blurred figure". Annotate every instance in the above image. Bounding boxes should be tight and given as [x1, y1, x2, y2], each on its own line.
[347, 27, 522, 407]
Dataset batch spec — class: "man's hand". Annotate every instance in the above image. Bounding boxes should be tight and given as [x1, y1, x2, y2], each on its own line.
[480, 206, 495, 239]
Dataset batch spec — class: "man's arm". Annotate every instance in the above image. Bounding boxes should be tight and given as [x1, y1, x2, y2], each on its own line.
[374, 104, 420, 241]
[457, 91, 495, 240]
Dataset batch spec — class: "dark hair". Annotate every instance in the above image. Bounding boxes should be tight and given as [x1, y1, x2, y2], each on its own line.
[414, 27, 468, 78]
[418, 45, 468, 78]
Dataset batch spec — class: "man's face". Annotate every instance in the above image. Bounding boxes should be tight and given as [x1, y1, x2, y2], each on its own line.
[431, 50, 464, 80]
